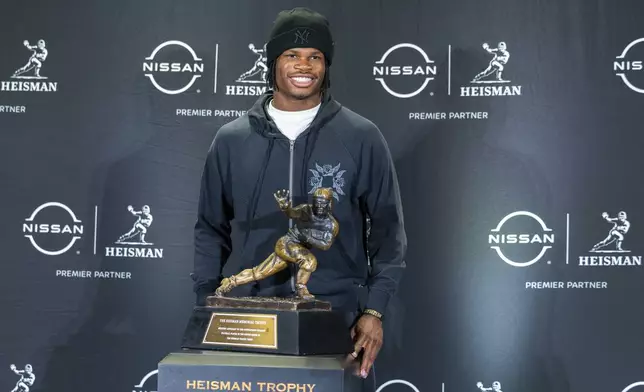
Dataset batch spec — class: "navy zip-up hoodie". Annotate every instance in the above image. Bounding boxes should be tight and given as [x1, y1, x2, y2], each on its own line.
[192, 91, 407, 316]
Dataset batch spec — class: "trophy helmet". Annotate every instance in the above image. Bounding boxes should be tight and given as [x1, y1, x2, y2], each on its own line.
[313, 187, 333, 201]
[312, 187, 333, 213]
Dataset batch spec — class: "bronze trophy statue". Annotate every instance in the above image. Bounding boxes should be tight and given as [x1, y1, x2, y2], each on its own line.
[181, 187, 352, 356]
[214, 187, 339, 300]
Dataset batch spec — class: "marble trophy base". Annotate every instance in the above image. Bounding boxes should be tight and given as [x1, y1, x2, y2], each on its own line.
[181, 296, 354, 356]
[158, 350, 363, 392]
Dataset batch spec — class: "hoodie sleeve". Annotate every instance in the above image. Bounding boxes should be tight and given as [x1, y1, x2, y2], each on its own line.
[192, 129, 234, 306]
[358, 125, 408, 317]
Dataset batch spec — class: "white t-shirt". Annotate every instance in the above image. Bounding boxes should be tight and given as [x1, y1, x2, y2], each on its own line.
[266, 99, 320, 141]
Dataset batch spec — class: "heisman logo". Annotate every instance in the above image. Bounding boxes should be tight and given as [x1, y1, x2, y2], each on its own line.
[116, 205, 154, 245]
[577, 210, 642, 267]
[12, 40, 49, 80]
[460, 41, 522, 97]
[236, 43, 268, 84]
[590, 211, 630, 253]
[105, 205, 163, 259]
[10, 363, 35, 392]
[2, 39, 58, 92]
[225, 43, 270, 96]
[472, 42, 511, 84]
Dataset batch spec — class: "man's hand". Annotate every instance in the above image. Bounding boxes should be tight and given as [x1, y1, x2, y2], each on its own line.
[347, 314, 383, 378]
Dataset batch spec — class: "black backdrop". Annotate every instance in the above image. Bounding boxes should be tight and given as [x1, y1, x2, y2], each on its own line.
[3, 1, 644, 391]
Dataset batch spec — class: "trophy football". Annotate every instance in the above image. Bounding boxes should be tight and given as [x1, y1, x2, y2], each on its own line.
[181, 187, 353, 356]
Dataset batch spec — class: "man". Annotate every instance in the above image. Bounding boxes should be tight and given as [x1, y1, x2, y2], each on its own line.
[192, 7, 407, 385]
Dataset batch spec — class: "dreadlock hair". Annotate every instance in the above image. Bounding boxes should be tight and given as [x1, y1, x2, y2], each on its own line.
[266, 58, 331, 94]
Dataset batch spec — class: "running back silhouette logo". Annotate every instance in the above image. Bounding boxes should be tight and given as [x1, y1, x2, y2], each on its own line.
[460, 41, 521, 97]
[236, 43, 268, 84]
[590, 211, 630, 253]
[472, 42, 510, 84]
[225, 42, 269, 96]
[104, 205, 163, 259]
[1, 39, 58, 92]
[12, 40, 48, 80]
[10, 364, 35, 392]
[477, 381, 502, 392]
[577, 210, 642, 267]
[117, 205, 154, 245]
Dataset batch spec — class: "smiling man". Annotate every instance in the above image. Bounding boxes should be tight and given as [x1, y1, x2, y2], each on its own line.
[192, 7, 407, 389]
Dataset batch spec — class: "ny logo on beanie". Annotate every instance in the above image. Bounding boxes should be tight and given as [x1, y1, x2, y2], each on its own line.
[294, 29, 311, 44]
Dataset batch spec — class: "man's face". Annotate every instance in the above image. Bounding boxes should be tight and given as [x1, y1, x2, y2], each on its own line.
[312, 196, 330, 216]
[275, 47, 325, 100]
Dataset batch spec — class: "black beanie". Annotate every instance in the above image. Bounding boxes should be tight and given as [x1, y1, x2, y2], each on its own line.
[266, 7, 334, 66]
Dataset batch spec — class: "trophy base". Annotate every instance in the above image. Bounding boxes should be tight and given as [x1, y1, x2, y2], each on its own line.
[181, 296, 353, 356]
[158, 350, 364, 392]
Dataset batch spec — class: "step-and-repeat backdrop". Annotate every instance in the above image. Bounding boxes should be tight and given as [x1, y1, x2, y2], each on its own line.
[2, 0, 644, 391]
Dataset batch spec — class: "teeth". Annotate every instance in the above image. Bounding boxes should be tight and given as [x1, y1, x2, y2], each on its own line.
[292, 77, 312, 82]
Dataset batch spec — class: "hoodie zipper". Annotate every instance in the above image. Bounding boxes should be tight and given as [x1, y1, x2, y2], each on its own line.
[288, 139, 296, 292]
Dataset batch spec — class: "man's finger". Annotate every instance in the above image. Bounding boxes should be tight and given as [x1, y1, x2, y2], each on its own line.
[353, 332, 368, 352]
[361, 336, 383, 377]
[360, 339, 376, 377]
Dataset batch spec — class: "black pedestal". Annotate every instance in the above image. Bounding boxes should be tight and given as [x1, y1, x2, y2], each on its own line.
[158, 350, 363, 392]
